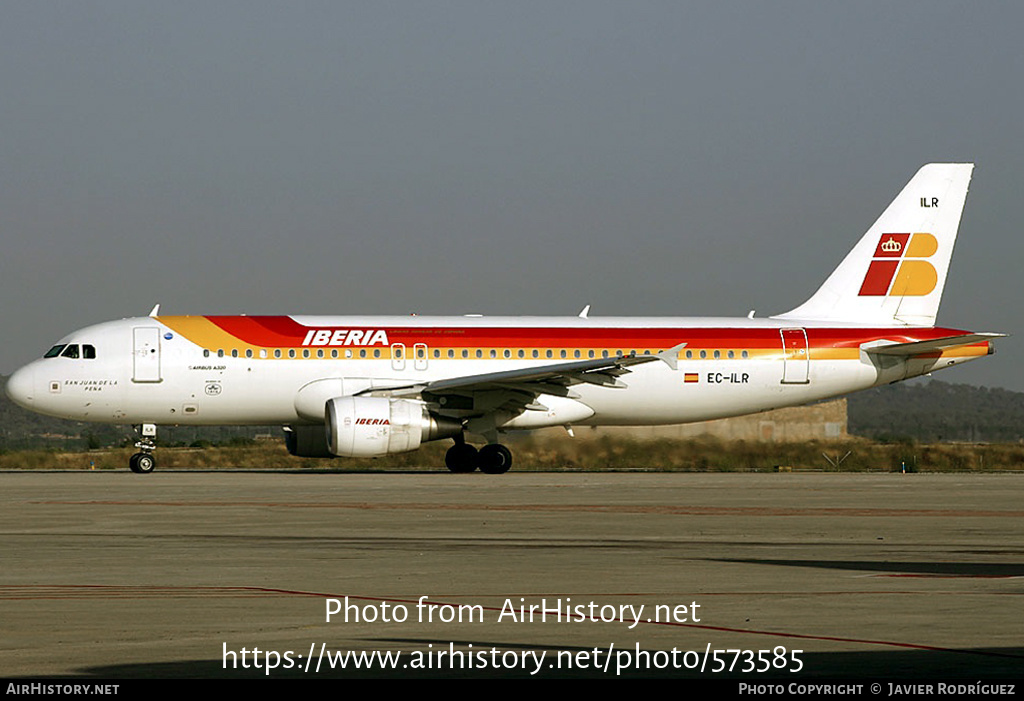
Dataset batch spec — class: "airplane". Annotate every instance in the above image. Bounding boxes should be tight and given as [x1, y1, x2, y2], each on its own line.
[4, 164, 1003, 474]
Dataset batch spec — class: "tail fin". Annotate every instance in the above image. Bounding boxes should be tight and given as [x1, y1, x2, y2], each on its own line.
[774, 163, 974, 326]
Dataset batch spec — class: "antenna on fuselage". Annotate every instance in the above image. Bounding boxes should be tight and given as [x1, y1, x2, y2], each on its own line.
[149, 304, 160, 317]
[578, 305, 591, 318]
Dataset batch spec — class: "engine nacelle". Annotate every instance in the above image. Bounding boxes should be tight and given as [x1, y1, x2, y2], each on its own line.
[325, 396, 461, 457]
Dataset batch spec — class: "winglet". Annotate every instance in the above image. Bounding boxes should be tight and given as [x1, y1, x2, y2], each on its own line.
[657, 342, 688, 370]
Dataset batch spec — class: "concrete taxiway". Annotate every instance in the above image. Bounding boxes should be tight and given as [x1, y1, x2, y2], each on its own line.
[1, 470, 1021, 678]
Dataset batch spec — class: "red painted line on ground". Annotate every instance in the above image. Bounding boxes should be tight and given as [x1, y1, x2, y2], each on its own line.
[871, 574, 1020, 579]
[26, 500, 1024, 518]
[5, 585, 1019, 661]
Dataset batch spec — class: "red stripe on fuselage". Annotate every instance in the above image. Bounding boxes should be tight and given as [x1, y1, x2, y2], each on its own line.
[205, 316, 310, 346]
[193, 317, 975, 352]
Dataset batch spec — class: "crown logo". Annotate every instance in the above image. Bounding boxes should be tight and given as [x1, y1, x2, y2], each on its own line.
[880, 237, 902, 253]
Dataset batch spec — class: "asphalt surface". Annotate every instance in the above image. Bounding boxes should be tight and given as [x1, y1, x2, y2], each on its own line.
[1, 470, 1021, 679]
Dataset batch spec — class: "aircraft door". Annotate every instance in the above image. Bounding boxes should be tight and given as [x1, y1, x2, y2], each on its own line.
[780, 328, 809, 384]
[414, 343, 428, 371]
[133, 327, 162, 383]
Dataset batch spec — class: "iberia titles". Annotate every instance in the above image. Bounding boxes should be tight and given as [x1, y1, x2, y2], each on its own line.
[301, 329, 390, 347]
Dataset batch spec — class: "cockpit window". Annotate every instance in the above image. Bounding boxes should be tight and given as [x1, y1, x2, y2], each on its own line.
[43, 343, 95, 359]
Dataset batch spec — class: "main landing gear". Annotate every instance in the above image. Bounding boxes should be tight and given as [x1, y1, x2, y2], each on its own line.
[445, 439, 513, 474]
[128, 423, 157, 474]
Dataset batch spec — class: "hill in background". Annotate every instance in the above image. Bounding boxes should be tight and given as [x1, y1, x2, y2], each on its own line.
[847, 380, 1024, 443]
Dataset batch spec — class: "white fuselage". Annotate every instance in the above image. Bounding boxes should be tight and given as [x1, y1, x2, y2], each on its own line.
[5, 314, 989, 433]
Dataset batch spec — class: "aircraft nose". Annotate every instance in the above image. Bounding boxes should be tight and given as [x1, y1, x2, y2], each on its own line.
[5, 365, 36, 408]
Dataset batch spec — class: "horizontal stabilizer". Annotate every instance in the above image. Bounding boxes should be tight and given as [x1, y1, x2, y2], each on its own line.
[862, 333, 1005, 356]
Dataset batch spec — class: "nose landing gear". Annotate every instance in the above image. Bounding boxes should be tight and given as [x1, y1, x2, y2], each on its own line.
[128, 423, 157, 474]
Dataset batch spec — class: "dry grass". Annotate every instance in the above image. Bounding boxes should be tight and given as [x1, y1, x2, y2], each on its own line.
[1, 435, 1023, 472]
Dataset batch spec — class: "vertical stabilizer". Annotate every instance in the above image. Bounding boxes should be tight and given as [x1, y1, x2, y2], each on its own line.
[774, 163, 973, 326]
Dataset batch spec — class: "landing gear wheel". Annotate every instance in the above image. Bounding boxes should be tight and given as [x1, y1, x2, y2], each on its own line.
[129, 452, 156, 474]
[446, 444, 479, 473]
[478, 444, 512, 474]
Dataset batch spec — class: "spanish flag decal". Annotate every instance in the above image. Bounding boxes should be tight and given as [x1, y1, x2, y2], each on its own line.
[684, 373, 699, 383]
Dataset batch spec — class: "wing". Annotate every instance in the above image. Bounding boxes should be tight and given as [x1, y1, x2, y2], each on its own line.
[357, 345, 684, 419]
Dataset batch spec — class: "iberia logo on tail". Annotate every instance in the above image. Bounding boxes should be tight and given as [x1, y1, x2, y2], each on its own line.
[858, 233, 938, 296]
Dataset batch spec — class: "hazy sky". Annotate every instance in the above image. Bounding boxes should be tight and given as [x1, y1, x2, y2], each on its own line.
[2, 2, 1021, 390]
